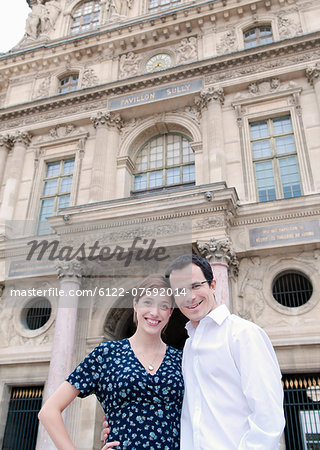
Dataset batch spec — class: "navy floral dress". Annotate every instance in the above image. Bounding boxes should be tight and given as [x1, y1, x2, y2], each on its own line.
[67, 339, 183, 449]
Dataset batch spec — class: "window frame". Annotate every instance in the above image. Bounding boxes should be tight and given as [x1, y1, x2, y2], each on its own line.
[132, 133, 195, 193]
[70, 0, 101, 36]
[249, 115, 302, 202]
[243, 24, 273, 49]
[58, 73, 79, 94]
[148, 0, 182, 13]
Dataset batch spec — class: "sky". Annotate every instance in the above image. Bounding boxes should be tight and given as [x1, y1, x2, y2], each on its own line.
[0, 1, 31, 53]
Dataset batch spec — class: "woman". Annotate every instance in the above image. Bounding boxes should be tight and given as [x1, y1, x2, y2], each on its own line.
[38, 274, 184, 449]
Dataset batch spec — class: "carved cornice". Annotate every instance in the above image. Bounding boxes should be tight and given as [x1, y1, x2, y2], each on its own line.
[197, 238, 239, 276]
[91, 111, 123, 130]
[233, 208, 320, 227]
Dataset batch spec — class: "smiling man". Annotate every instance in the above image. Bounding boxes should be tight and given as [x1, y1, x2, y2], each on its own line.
[166, 254, 285, 450]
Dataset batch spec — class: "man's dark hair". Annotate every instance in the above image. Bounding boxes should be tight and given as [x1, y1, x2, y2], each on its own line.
[165, 254, 214, 285]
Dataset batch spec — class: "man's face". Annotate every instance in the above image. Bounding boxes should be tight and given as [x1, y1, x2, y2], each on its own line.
[169, 263, 217, 327]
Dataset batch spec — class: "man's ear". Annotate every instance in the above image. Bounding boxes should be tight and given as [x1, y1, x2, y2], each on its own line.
[210, 280, 216, 291]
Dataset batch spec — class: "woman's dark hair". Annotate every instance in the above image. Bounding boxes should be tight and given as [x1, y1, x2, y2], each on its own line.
[133, 273, 173, 324]
[165, 254, 214, 285]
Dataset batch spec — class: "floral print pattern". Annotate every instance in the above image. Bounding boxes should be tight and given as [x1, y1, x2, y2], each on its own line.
[67, 339, 183, 449]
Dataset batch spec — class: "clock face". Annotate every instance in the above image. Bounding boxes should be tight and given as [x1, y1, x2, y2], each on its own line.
[146, 53, 172, 72]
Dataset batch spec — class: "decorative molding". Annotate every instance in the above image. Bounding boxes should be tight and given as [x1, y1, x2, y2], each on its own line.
[277, 13, 303, 40]
[56, 261, 84, 279]
[233, 209, 320, 227]
[119, 52, 143, 79]
[34, 124, 88, 144]
[306, 65, 320, 86]
[216, 29, 237, 55]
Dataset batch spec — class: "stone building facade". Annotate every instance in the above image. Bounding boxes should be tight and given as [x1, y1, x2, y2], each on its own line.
[0, 0, 320, 448]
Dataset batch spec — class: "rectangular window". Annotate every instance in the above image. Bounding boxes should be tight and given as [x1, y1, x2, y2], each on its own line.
[149, 0, 181, 13]
[38, 158, 75, 235]
[250, 116, 301, 202]
[2, 386, 43, 450]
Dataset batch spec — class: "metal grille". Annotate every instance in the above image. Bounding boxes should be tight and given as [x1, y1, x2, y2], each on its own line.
[2, 386, 43, 450]
[25, 298, 51, 330]
[283, 374, 320, 449]
[272, 272, 313, 307]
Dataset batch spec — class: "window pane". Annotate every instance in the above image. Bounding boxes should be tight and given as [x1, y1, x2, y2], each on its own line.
[255, 161, 276, 202]
[150, 141, 163, 169]
[63, 159, 75, 174]
[46, 161, 60, 177]
[275, 135, 295, 155]
[182, 139, 194, 163]
[250, 121, 269, 139]
[58, 195, 70, 211]
[149, 170, 163, 188]
[279, 156, 301, 198]
[60, 176, 73, 193]
[39, 198, 54, 220]
[273, 116, 292, 134]
[252, 140, 272, 159]
[134, 174, 147, 190]
[43, 179, 58, 196]
[167, 135, 180, 166]
[166, 167, 180, 185]
[183, 165, 195, 182]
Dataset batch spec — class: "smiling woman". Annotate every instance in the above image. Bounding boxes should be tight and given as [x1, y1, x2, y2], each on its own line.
[0, 0, 30, 52]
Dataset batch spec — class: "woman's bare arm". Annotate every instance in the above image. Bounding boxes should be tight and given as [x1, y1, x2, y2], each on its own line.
[38, 381, 80, 450]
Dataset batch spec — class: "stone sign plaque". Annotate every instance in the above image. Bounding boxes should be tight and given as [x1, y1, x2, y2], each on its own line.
[249, 220, 320, 248]
[109, 79, 203, 110]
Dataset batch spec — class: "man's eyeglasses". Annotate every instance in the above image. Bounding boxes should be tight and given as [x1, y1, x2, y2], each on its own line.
[175, 280, 209, 296]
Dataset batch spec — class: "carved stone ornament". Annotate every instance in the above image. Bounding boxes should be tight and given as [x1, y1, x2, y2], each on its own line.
[12, 131, 32, 146]
[277, 14, 302, 40]
[34, 76, 51, 99]
[194, 87, 225, 113]
[306, 65, 320, 86]
[197, 238, 239, 276]
[81, 68, 99, 88]
[0, 134, 14, 149]
[248, 77, 281, 95]
[21, 0, 61, 44]
[216, 30, 237, 55]
[119, 52, 143, 79]
[91, 111, 123, 130]
[175, 37, 198, 64]
[56, 261, 84, 279]
[33, 124, 87, 144]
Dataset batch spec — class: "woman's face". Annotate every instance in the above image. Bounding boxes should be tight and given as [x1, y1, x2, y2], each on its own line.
[134, 293, 172, 335]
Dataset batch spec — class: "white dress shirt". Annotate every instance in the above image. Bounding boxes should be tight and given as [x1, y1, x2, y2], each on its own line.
[180, 305, 285, 450]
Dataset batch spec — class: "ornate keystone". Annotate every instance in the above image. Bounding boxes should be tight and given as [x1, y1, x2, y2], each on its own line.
[197, 238, 239, 276]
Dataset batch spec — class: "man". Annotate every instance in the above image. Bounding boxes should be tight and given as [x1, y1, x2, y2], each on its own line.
[103, 254, 285, 449]
[166, 254, 285, 450]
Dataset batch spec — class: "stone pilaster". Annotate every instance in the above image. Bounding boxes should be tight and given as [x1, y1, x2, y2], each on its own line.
[197, 238, 238, 308]
[89, 111, 123, 202]
[306, 65, 320, 118]
[195, 87, 226, 183]
[36, 261, 84, 450]
[0, 131, 31, 221]
[0, 135, 13, 188]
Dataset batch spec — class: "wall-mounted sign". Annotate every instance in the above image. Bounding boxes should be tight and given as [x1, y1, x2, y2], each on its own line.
[109, 79, 203, 110]
[249, 220, 320, 248]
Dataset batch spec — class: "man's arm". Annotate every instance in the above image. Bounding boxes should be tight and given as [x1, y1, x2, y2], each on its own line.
[230, 323, 285, 449]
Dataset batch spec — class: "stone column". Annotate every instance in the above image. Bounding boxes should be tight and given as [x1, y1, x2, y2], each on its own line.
[195, 87, 225, 183]
[0, 131, 31, 221]
[0, 135, 12, 189]
[197, 238, 238, 309]
[36, 261, 83, 450]
[90, 111, 123, 202]
[306, 65, 320, 118]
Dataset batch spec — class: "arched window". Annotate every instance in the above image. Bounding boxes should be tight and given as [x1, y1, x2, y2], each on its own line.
[149, 0, 181, 13]
[133, 134, 195, 191]
[70, 0, 100, 35]
[244, 25, 273, 48]
[59, 74, 79, 93]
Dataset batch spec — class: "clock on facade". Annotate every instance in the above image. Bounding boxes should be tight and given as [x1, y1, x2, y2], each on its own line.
[145, 53, 172, 72]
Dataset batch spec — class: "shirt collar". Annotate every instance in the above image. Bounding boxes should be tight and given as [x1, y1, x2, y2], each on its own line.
[185, 304, 230, 336]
